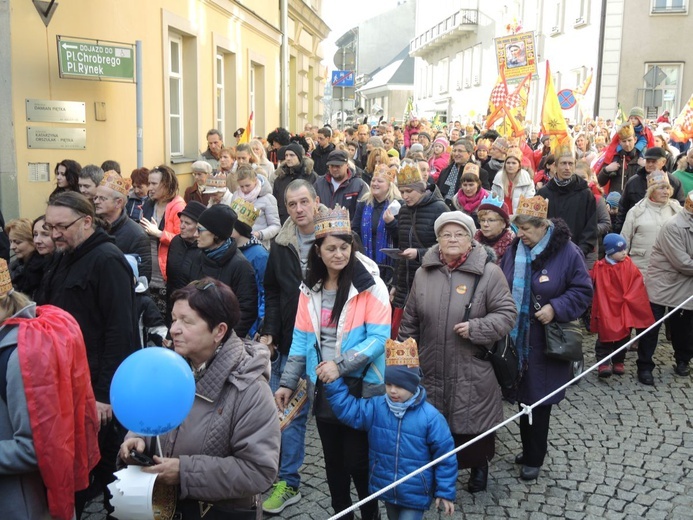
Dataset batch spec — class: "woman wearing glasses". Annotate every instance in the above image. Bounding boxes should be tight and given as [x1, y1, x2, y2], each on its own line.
[474, 195, 515, 263]
[399, 211, 517, 494]
[119, 277, 280, 519]
[140, 165, 186, 314]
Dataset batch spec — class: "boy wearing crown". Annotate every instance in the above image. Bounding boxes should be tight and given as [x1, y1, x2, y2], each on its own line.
[319, 338, 457, 519]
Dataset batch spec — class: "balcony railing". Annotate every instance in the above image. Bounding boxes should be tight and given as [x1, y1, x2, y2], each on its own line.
[410, 9, 478, 57]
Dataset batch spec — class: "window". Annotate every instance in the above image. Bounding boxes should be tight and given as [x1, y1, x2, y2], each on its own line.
[651, 0, 687, 13]
[249, 67, 256, 123]
[643, 63, 683, 115]
[455, 51, 464, 91]
[214, 45, 237, 145]
[574, 0, 589, 26]
[550, 0, 564, 35]
[463, 47, 472, 88]
[472, 44, 482, 86]
[438, 58, 449, 94]
[169, 35, 183, 156]
[216, 54, 224, 135]
[249, 60, 266, 136]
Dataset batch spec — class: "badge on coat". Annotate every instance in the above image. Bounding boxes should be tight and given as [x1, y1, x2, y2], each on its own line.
[456, 284, 467, 294]
[539, 275, 550, 283]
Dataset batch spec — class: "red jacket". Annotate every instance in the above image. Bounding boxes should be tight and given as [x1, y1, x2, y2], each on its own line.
[159, 196, 186, 280]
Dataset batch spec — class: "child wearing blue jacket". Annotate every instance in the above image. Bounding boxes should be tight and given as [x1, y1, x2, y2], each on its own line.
[319, 337, 457, 519]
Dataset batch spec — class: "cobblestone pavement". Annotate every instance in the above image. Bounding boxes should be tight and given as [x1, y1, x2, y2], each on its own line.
[84, 331, 693, 519]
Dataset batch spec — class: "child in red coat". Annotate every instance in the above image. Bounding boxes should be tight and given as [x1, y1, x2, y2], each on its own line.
[590, 234, 655, 377]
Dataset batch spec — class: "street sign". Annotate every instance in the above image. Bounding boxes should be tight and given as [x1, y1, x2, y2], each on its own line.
[57, 36, 135, 81]
[643, 66, 667, 89]
[557, 89, 577, 110]
[331, 70, 355, 87]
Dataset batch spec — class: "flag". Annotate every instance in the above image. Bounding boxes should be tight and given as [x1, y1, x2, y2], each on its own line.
[540, 61, 572, 155]
[403, 96, 414, 123]
[238, 112, 253, 144]
[504, 73, 532, 137]
[574, 68, 593, 99]
[613, 103, 626, 128]
[486, 66, 508, 128]
[669, 92, 693, 143]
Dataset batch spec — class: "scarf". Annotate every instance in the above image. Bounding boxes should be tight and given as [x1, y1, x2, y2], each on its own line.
[457, 187, 488, 213]
[385, 386, 421, 419]
[444, 164, 460, 200]
[205, 238, 233, 261]
[439, 247, 471, 270]
[361, 201, 393, 265]
[553, 175, 573, 187]
[509, 222, 554, 369]
[234, 178, 262, 202]
[475, 228, 515, 262]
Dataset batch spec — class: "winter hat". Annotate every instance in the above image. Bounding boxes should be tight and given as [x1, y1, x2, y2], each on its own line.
[434, 211, 477, 238]
[605, 192, 621, 209]
[178, 200, 207, 222]
[603, 233, 628, 256]
[478, 194, 510, 226]
[433, 137, 449, 149]
[384, 338, 421, 394]
[629, 106, 645, 122]
[124, 254, 140, 279]
[643, 147, 667, 160]
[285, 142, 304, 162]
[418, 132, 431, 142]
[410, 143, 424, 153]
[197, 204, 237, 240]
[191, 161, 213, 174]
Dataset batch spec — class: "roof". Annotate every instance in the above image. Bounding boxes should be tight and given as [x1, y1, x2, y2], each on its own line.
[358, 46, 414, 92]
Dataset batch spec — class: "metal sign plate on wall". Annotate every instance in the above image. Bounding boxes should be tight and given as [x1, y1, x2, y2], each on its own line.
[27, 127, 86, 150]
[26, 99, 86, 123]
[57, 36, 135, 81]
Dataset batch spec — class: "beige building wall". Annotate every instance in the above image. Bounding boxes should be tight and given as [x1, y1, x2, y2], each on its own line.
[3, 0, 327, 219]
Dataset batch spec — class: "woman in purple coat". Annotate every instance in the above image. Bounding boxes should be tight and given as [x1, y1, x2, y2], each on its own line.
[499, 195, 592, 481]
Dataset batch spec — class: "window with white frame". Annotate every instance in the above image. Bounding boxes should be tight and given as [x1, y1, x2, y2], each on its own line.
[216, 54, 224, 135]
[455, 51, 464, 90]
[463, 47, 472, 88]
[651, 0, 687, 13]
[643, 63, 683, 115]
[575, 0, 589, 26]
[438, 58, 449, 94]
[169, 34, 183, 156]
[472, 44, 482, 86]
[249, 67, 256, 121]
[550, 0, 564, 35]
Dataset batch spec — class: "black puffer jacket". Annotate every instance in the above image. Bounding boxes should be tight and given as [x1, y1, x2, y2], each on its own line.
[393, 186, 449, 309]
[108, 210, 152, 282]
[165, 235, 199, 323]
[272, 158, 318, 224]
[311, 142, 335, 176]
[188, 240, 258, 338]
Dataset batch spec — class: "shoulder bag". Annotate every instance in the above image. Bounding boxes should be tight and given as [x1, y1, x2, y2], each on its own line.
[531, 293, 583, 362]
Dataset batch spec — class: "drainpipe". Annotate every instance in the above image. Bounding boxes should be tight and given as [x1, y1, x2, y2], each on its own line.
[593, 0, 607, 116]
[280, 0, 289, 129]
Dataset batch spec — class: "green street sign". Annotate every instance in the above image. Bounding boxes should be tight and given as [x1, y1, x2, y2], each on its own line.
[57, 36, 135, 81]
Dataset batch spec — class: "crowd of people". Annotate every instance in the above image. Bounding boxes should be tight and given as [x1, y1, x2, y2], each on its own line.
[1, 108, 692, 520]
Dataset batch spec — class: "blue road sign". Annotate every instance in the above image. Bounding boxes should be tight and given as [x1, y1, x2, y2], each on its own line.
[331, 70, 355, 87]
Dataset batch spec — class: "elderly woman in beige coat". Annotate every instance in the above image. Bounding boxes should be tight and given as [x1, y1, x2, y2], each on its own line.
[398, 211, 517, 494]
[621, 171, 682, 276]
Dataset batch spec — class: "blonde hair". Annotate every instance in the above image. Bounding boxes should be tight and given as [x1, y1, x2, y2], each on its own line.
[249, 139, 269, 162]
[236, 164, 257, 182]
[360, 174, 400, 206]
[0, 290, 33, 322]
[366, 147, 389, 174]
[646, 181, 673, 199]
[6, 218, 35, 245]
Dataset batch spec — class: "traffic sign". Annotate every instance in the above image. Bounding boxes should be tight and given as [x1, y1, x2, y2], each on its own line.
[557, 89, 577, 110]
[643, 66, 667, 89]
[331, 70, 355, 87]
[57, 36, 135, 81]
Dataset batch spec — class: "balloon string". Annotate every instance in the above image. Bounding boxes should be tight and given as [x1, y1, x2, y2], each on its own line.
[156, 435, 163, 458]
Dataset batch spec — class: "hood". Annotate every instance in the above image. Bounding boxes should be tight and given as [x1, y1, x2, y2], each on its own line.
[420, 241, 490, 275]
[416, 184, 445, 207]
[492, 169, 533, 188]
[257, 174, 272, 197]
[0, 304, 37, 349]
[274, 203, 329, 249]
[134, 276, 149, 294]
[275, 157, 315, 179]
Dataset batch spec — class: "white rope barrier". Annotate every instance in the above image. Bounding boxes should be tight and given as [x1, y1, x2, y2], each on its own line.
[327, 292, 693, 519]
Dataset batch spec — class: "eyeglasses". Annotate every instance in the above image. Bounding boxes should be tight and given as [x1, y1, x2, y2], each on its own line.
[479, 218, 503, 224]
[196, 225, 208, 234]
[438, 232, 469, 241]
[44, 216, 85, 233]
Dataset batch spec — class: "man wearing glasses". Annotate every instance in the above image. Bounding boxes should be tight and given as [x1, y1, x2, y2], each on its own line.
[41, 191, 139, 519]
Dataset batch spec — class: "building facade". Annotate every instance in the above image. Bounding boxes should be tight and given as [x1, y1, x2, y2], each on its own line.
[0, 0, 328, 219]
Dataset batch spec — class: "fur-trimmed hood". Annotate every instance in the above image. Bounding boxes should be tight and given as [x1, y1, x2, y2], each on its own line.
[274, 203, 329, 249]
[274, 157, 315, 179]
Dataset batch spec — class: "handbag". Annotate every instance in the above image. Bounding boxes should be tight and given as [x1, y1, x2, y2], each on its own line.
[531, 293, 583, 362]
[464, 275, 519, 390]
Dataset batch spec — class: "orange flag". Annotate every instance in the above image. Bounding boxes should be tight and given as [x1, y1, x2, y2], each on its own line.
[541, 61, 572, 154]
[504, 73, 532, 137]
[670, 93, 693, 143]
[486, 66, 508, 129]
[238, 112, 253, 144]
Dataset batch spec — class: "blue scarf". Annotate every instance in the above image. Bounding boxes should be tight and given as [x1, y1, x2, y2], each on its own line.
[205, 238, 233, 261]
[509, 222, 554, 369]
[361, 202, 392, 265]
[385, 387, 421, 419]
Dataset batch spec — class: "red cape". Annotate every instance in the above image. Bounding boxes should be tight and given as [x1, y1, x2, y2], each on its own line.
[5, 305, 100, 520]
[590, 257, 655, 342]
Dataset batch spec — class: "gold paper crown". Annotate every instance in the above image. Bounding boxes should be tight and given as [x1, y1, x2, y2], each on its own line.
[385, 338, 419, 368]
[647, 170, 670, 188]
[476, 138, 491, 150]
[505, 147, 523, 162]
[99, 171, 131, 197]
[554, 141, 574, 158]
[492, 137, 509, 154]
[0, 259, 13, 297]
[463, 162, 480, 176]
[685, 191, 693, 214]
[396, 164, 423, 187]
[204, 174, 227, 193]
[230, 198, 261, 228]
[314, 205, 351, 239]
[516, 195, 549, 219]
[373, 164, 396, 183]
[617, 123, 635, 140]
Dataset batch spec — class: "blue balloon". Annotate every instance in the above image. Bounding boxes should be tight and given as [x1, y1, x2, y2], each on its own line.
[110, 347, 196, 436]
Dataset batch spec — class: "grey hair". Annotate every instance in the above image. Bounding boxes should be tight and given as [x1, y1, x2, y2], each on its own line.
[79, 164, 104, 186]
[512, 214, 550, 228]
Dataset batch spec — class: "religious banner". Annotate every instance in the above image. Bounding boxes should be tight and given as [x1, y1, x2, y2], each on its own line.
[494, 31, 537, 81]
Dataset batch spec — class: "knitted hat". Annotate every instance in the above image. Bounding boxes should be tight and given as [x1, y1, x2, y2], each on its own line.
[387, 148, 400, 158]
[433, 211, 477, 238]
[418, 132, 431, 142]
[605, 191, 621, 209]
[99, 172, 131, 196]
[410, 143, 424, 153]
[285, 142, 304, 162]
[603, 233, 628, 256]
[0, 259, 13, 297]
[178, 200, 207, 222]
[629, 106, 645, 121]
[197, 204, 237, 240]
[384, 338, 420, 394]
[433, 137, 449, 149]
[191, 161, 213, 174]
[646, 170, 670, 188]
[685, 191, 693, 214]
[478, 194, 510, 226]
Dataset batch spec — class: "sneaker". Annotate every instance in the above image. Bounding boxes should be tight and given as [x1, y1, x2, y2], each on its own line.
[598, 364, 612, 378]
[674, 361, 690, 377]
[262, 481, 301, 514]
[612, 362, 625, 375]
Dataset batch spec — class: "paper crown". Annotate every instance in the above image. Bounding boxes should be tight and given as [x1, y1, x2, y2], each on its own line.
[385, 338, 419, 368]
[396, 164, 423, 187]
[373, 164, 396, 183]
[0, 259, 13, 297]
[230, 198, 260, 228]
[99, 171, 131, 197]
[476, 138, 491, 151]
[515, 195, 549, 219]
[314, 205, 351, 239]
[492, 137, 509, 154]
[107, 466, 177, 520]
[554, 141, 574, 158]
[647, 170, 670, 188]
[463, 162, 480, 176]
[479, 193, 504, 208]
[204, 174, 227, 193]
[505, 147, 523, 162]
[685, 191, 693, 213]
[617, 123, 635, 140]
